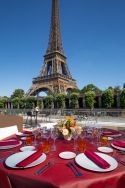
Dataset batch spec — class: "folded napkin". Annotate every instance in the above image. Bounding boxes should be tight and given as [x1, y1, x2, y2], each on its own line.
[112, 140, 125, 148]
[84, 150, 110, 169]
[0, 140, 20, 146]
[103, 130, 120, 136]
[21, 130, 33, 135]
[16, 150, 43, 167]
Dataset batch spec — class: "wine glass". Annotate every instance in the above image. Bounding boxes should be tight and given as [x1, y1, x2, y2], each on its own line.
[72, 131, 79, 151]
[51, 128, 59, 151]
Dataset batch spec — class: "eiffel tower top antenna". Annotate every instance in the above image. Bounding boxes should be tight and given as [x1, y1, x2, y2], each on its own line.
[46, 0, 64, 55]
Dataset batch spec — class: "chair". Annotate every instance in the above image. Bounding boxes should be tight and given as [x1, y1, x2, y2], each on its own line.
[0, 125, 18, 140]
[0, 114, 23, 140]
[25, 111, 36, 126]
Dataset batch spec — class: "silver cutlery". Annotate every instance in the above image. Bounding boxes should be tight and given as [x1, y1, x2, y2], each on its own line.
[67, 162, 78, 177]
[118, 151, 125, 155]
[114, 157, 125, 166]
[35, 161, 54, 175]
[70, 162, 83, 176]
[67, 162, 83, 177]
[0, 158, 6, 162]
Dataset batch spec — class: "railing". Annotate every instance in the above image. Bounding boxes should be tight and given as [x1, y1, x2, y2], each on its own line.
[0, 108, 125, 117]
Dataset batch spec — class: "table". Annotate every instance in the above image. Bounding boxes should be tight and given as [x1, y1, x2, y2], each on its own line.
[0, 133, 125, 188]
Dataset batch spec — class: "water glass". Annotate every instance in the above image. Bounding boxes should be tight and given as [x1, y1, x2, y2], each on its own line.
[77, 138, 86, 152]
[26, 136, 32, 145]
[72, 131, 79, 151]
[51, 128, 58, 151]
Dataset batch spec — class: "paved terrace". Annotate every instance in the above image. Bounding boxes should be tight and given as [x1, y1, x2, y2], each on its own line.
[23, 114, 125, 131]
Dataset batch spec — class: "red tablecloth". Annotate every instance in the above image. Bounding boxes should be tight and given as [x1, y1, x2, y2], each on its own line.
[0, 134, 125, 188]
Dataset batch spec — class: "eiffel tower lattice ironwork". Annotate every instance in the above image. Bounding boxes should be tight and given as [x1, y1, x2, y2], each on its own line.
[27, 0, 77, 96]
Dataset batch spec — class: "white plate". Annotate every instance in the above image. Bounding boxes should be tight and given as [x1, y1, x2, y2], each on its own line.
[20, 146, 35, 152]
[98, 147, 113, 153]
[75, 152, 118, 172]
[59, 151, 76, 159]
[111, 143, 125, 151]
[0, 140, 22, 150]
[5, 151, 46, 168]
[104, 133, 122, 138]
[20, 137, 26, 141]
[108, 137, 113, 141]
[16, 132, 33, 137]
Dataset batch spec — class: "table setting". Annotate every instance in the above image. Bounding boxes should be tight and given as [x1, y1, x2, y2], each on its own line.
[0, 117, 125, 188]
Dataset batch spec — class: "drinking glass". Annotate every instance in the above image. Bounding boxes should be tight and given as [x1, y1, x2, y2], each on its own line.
[77, 137, 86, 152]
[26, 136, 32, 145]
[101, 136, 109, 146]
[72, 131, 79, 151]
[33, 129, 39, 146]
[44, 129, 51, 141]
[51, 128, 59, 151]
[95, 124, 102, 146]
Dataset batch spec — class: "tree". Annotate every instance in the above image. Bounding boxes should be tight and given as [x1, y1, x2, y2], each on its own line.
[70, 93, 79, 109]
[70, 88, 80, 94]
[81, 84, 102, 95]
[0, 97, 7, 108]
[19, 97, 27, 109]
[56, 94, 66, 108]
[44, 95, 54, 108]
[12, 97, 20, 109]
[11, 89, 25, 99]
[120, 89, 125, 108]
[102, 89, 114, 108]
[85, 91, 96, 109]
[25, 96, 36, 109]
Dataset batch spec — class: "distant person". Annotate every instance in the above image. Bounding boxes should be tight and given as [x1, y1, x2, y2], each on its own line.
[34, 106, 39, 124]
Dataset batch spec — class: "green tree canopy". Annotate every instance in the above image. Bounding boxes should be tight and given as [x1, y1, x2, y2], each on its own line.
[102, 89, 114, 108]
[120, 89, 125, 108]
[0, 97, 7, 108]
[25, 96, 36, 109]
[85, 91, 96, 109]
[12, 97, 20, 109]
[70, 88, 81, 94]
[11, 89, 25, 99]
[70, 92, 79, 109]
[44, 95, 54, 109]
[56, 93, 66, 108]
[81, 84, 102, 95]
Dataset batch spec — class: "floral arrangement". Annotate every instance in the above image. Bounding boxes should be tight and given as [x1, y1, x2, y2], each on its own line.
[56, 116, 82, 139]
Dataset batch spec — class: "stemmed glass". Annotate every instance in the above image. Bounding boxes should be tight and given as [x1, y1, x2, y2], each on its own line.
[51, 128, 58, 151]
[33, 128, 41, 146]
[44, 129, 51, 141]
[72, 131, 79, 151]
[95, 124, 102, 146]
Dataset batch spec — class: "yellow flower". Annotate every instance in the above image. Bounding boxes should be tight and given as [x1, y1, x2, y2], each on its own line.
[65, 116, 73, 122]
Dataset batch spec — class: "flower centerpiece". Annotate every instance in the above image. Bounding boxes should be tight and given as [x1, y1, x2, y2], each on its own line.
[56, 116, 82, 140]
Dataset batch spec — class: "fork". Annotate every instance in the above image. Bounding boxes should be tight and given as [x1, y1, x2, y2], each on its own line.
[0, 158, 6, 162]
[70, 162, 83, 176]
[67, 162, 79, 177]
[114, 157, 125, 166]
[35, 161, 54, 175]
[67, 162, 83, 177]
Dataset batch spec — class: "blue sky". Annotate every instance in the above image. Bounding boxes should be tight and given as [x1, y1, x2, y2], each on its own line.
[0, 0, 125, 97]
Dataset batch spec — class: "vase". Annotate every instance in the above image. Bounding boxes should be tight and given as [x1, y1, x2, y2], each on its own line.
[64, 135, 72, 141]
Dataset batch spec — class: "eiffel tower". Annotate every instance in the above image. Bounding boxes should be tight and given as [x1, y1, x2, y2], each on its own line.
[27, 0, 77, 96]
